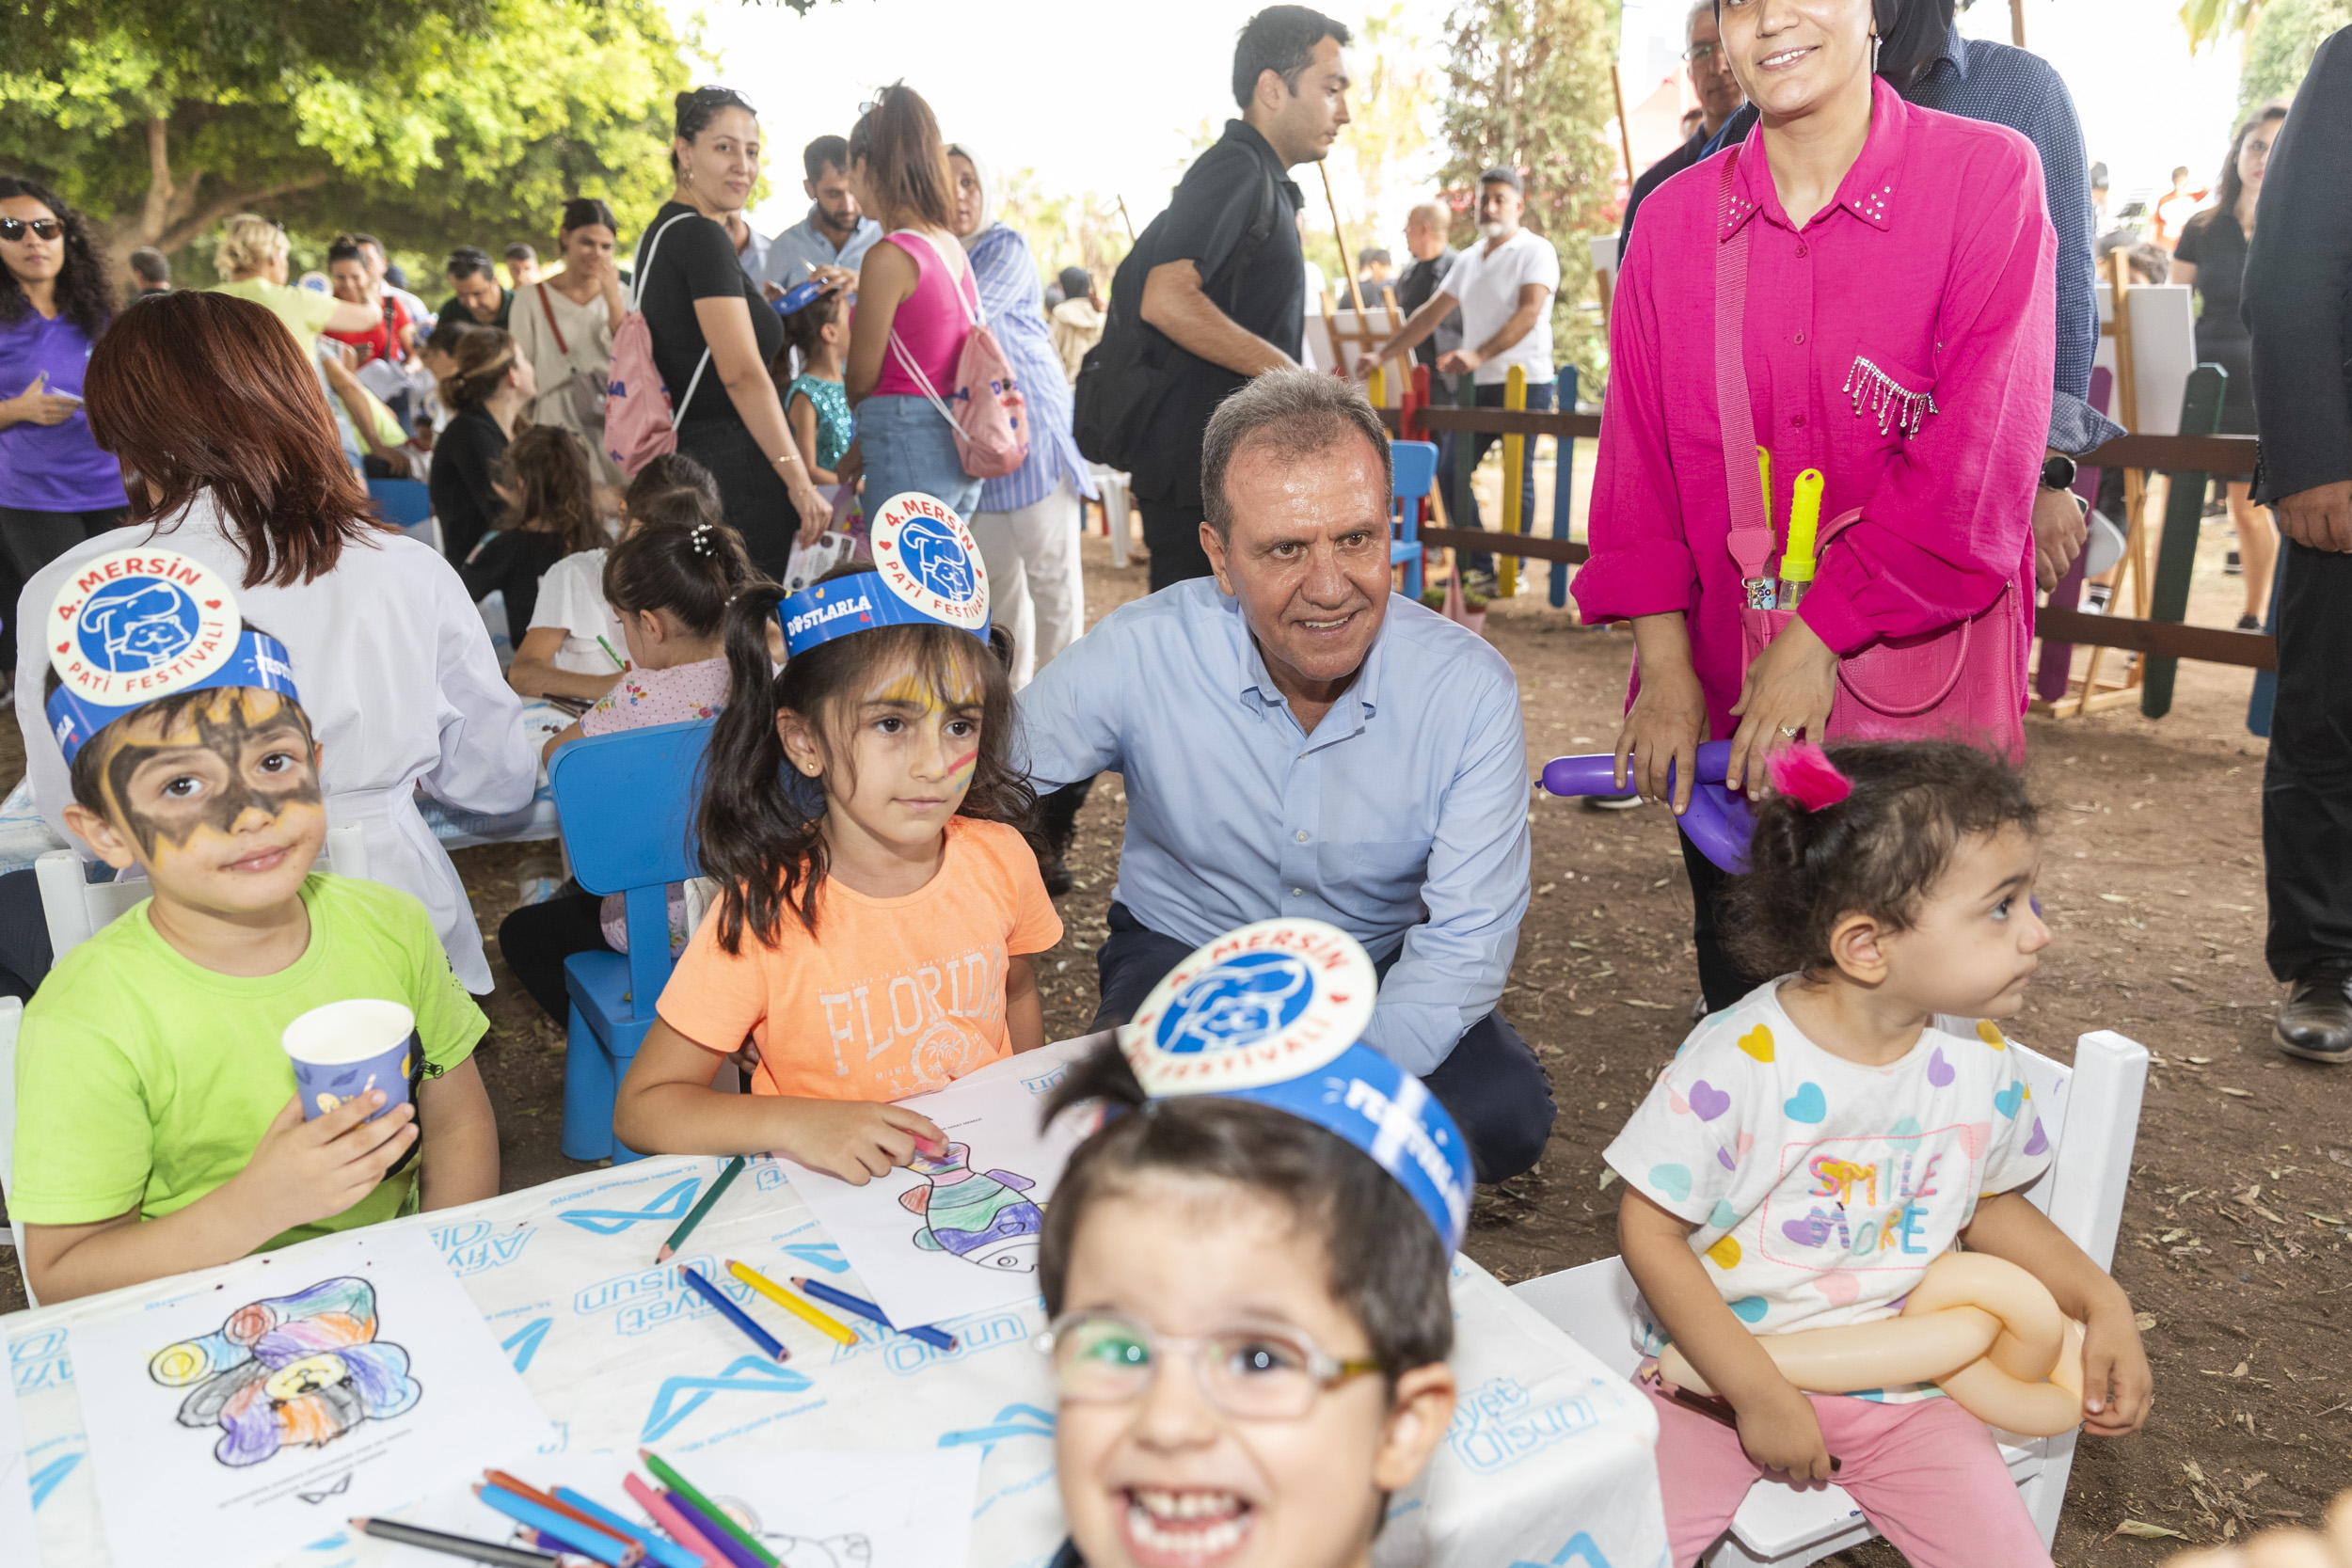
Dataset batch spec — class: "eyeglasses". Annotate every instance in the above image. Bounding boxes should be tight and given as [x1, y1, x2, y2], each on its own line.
[0, 218, 60, 243]
[1036, 1311, 1385, 1421]
[1684, 40, 1723, 64]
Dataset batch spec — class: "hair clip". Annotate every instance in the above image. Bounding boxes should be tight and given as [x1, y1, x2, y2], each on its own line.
[690, 522, 714, 556]
[1766, 743, 1853, 812]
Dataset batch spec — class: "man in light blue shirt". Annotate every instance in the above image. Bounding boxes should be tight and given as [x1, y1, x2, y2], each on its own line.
[1017, 371, 1552, 1181]
[765, 135, 883, 294]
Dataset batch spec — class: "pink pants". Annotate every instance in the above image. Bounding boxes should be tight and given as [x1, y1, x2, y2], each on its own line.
[1644, 1382, 2052, 1568]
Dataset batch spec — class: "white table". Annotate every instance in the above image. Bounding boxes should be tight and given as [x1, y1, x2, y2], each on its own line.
[7, 1123, 1667, 1567]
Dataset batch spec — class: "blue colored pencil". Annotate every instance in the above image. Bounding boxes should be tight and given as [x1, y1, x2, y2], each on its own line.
[658, 1490, 765, 1568]
[474, 1485, 642, 1567]
[790, 1275, 959, 1351]
[528, 1526, 630, 1564]
[549, 1490, 706, 1568]
[675, 1264, 788, 1363]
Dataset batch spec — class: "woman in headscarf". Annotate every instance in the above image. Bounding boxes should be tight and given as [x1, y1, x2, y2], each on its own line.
[947, 143, 1100, 893]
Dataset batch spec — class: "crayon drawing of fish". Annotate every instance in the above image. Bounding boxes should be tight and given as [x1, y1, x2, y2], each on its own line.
[899, 1141, 1043, 1273]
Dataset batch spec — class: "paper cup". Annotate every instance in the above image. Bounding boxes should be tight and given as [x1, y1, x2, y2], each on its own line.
[280, 999, 417, 1123]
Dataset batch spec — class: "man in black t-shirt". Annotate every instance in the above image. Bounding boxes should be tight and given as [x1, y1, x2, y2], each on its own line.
[440, 246, 513, 329]
[1125, 5, 1353, 589]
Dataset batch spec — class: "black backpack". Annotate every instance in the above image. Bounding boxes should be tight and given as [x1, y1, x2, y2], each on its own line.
[1073, 159, 1279, 471]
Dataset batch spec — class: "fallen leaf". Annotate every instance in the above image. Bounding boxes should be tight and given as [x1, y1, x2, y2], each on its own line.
[1623, 999, 1670, 1009]
[1536, 882, 1556, 895]
[2167, 975, 2200, 991]
[2220, 1087, 2254, 1098]
[2233, 1360, 2250, 1377]
[1598, 1169, 1620, 1191]
[2100, 893, 2129, 903]
[2308, 1212, 2346, 1226]
[2113, 1520, 2187, 1541]
[2188, 1055, 2214, 1065]
[2134, 1312, 2158, 1331]
[2328, 1148, 2352, 1168]
[1573, 1006, 1597, 1017]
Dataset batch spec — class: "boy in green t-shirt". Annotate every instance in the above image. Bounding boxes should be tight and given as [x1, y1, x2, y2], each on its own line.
[15, 549, 499, 1302]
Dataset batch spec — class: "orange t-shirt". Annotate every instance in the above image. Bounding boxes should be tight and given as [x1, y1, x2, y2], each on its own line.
[659, 816, 1064, 1101]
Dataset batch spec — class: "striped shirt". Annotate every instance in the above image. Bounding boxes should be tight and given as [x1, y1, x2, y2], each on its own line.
[967, 223, 1096, 514]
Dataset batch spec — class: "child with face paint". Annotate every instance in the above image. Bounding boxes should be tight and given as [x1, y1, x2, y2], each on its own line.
[612, 494, 1061, 1180]
[499, 516, 758, 1025]
[12, 549, 499, 1302]
[1033, 918, 1467, 1568]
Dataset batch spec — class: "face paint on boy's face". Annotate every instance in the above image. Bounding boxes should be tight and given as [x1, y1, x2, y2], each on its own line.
[100, 690, 323, 863]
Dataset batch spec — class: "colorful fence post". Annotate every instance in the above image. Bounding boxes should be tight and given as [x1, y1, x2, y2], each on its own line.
[1501, 364, 1527, 599]
[1550, 366, 1581, 609]
[2139, 365, 2227, 719]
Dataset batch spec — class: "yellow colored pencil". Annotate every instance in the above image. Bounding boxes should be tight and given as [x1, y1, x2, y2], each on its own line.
[726, 1260, 859, 1346]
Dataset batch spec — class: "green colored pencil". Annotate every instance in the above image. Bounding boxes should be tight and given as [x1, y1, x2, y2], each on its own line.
[637, 1449, 778, 1568]
[596, 635, 628, 671]
[655, 1155, 746, 1263]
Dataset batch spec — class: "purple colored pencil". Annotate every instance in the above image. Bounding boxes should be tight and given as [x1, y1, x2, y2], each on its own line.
[658, 1490, 764, 1568]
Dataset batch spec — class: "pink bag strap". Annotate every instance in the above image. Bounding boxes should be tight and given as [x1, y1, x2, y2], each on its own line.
[1713, 150, 1774, 587]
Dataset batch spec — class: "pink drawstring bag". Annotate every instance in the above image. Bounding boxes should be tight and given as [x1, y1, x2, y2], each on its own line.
[605, 213, 710, 477]
[1712, 151, 2026, 759]
[886, 230, 1029, 481]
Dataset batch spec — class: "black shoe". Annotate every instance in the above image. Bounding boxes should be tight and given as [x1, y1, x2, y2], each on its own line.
[2226, 548, 2244, 576]
[2276, 961, 2352, 1063]
[2237, 612, 2263, 632]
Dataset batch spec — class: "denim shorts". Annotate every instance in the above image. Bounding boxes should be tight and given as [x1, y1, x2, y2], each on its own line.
[857, 393, 983, 520]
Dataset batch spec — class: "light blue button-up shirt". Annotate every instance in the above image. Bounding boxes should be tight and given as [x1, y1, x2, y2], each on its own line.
[765, 205, 884, 293]
[1016, 579, 1532, 1076]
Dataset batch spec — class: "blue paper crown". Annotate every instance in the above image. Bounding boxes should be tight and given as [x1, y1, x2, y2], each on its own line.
[776, 491, 990, 658]
[44, 547, 302, 764]
[1119, 919, 1474, 1254]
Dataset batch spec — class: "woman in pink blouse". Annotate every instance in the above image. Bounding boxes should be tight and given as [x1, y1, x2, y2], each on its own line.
[1574, 0, 2055, 1008]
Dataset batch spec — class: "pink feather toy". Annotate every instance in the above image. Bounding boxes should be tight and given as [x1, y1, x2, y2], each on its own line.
[1766, 743, 1853, 812]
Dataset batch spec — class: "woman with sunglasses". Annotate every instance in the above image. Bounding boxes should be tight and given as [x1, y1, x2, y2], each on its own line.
[0, 176, 130, 579]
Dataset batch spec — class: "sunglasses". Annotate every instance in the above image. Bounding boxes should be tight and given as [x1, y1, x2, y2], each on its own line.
[0, 218, 60, 243]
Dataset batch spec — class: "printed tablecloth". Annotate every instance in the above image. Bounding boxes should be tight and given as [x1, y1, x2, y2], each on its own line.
[5, 1067, 1667, 1568]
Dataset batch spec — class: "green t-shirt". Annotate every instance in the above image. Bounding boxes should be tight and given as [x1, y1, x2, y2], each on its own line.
[212, 277, 342, 355]
[12, 874, 486, 1250]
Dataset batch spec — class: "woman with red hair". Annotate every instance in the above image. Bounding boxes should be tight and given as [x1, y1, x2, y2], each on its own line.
[7, 290, 537, 995]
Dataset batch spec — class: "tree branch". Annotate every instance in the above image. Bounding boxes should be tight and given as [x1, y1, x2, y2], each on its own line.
[154, 174, 331, 256]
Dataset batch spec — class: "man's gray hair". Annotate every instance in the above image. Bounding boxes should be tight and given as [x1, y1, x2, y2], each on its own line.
[1201, 370, 1392, 543]
[1686, 0, 1714, 43]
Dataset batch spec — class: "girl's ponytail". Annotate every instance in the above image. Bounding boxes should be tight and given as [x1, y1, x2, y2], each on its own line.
[697, 581, 823, 955]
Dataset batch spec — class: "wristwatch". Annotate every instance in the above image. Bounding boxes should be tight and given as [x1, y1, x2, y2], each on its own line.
[2040, 453, 2078, 492]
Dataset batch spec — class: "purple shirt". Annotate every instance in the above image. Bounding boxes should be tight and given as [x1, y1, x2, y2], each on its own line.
[1573, 78, 2056, 740]
[0, 309, 128, 513]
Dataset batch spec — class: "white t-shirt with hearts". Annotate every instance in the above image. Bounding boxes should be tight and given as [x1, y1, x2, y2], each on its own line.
[1604, 980, 2052, 1384]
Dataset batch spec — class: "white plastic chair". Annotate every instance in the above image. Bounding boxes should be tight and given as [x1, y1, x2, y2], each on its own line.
[1512, 1030, 2149, 1565]
[0, 996, 24, 1304]
[34, 822, 368, 962]
[1088, 464, 1134, 568]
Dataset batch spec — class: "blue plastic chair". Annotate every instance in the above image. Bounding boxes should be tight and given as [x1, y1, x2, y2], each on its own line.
[366, 478, 437, 548]
[1389, 439, 1436, 600]
[548, 719, 716, 1163]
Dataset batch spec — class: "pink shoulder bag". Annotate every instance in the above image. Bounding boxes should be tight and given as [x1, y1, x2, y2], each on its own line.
[1713, 152, 2026, 759]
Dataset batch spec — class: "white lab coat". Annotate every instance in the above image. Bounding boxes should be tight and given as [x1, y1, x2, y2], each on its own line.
[16, 497, 537, 992]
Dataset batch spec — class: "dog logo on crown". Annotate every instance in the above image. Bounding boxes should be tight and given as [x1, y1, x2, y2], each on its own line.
[897, 515, 976, 605]
[1154, 952, 1317, 1056]
[78, 578, 202, 673]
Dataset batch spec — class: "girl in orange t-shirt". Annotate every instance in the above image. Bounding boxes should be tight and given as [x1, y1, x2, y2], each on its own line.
[614, 499, 1061, 1182]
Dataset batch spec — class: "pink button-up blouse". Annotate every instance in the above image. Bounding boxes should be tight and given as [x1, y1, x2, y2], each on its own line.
[1573, 77, 2058, 740]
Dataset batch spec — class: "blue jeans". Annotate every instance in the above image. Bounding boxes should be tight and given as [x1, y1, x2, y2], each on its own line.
[1437, 378, 1555, 576]
[856, 393, 983, 520]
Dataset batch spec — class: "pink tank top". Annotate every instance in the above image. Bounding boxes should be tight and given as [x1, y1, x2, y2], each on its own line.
[873, 230, 978, 399]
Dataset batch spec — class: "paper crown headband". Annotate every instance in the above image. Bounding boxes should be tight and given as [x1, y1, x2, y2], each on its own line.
[1119, 919, 1474, 1254]
[776, 492, 990, 658]
[45, 547, 301, 765]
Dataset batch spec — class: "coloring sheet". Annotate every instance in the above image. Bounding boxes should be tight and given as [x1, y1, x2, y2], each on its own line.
[356, 1449, 981, 1568]
[0, 1326, 34, 1566]
[787, 1041, 1097, 1331]
[70, 1227, 552, 1568]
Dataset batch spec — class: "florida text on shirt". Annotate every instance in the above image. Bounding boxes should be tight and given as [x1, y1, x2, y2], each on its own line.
[815, 941, 1009, 1097]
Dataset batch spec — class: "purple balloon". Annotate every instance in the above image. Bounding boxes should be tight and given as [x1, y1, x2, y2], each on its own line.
[1538, 741, 1738, 800]
[1536, 742, 1753, 871]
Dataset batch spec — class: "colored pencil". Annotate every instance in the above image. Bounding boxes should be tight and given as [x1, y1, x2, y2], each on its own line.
[550, 1488, 707, 1568]
[638, 1449, 780, 1568]
[792, 1276, 958, 1352]
[658, 1490, 764, 1568]
[352, 1517, 561, 1568]
[675, 1264, 788, 1363]
[727, 1260, 858, 1346]
[475, 1483, 644, 1567]
[621, 1474, 730, 1568]
[656, 1155, 746, 1262]
[527, 1526, 624, 1562]
[596, 635, 628, 672]
[485, 1472, 613, 1543]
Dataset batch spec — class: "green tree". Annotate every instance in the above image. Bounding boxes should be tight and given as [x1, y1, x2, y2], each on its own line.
[1438, 0, 1619, 396]
[2181, 0, 2265, 55]
[2238, 0, 2352, 110]
[995, 167, 1134, 293]
[0, 0, 698, 279]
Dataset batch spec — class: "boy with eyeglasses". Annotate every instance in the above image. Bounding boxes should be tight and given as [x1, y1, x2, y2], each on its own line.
[1033, 919, 1466, 1568]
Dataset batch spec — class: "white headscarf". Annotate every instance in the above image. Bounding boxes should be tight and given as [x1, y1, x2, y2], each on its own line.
[946, 142, 998, 249]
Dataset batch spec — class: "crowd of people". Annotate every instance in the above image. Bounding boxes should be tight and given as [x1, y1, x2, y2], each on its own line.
[2, 2, 2349, 1564]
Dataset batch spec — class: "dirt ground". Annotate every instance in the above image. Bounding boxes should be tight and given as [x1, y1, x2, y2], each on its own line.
[4, 496, 2339, 1562]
